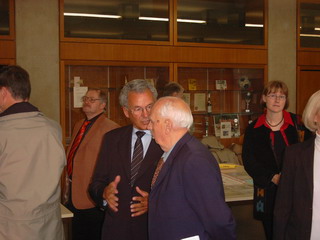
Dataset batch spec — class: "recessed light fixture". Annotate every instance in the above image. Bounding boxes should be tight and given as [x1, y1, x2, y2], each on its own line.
[245, 24, 264, 28]
[64, 12, 121, 19]
[64, 12, 206, 24]
[300, 33, 320, 38]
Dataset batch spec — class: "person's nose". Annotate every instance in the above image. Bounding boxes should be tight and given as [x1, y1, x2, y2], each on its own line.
[142, 108, 149, 118]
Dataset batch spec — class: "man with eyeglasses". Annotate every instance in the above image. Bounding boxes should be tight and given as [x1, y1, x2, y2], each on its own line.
[63, 88, 119, 240]
[89, 79, 163, 240]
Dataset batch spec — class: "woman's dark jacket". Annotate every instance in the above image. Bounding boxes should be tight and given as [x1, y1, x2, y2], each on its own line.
[243, 111, 302, 187]
[242, 111, 309, 219]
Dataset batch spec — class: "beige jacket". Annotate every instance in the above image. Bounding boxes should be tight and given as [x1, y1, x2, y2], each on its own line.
[0, 111, 66, 240]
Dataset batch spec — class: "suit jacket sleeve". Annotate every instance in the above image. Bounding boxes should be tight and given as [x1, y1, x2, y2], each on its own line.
[242, 123, 276, 187]
[273, 145, 296, 240]
[88, 133, 112, 209]
[183, 153, 236, 239]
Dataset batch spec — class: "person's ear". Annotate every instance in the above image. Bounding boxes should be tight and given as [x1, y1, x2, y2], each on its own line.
[262, 95, 267, 103]
[165, 119, 172, 133]
[123, 106, 130, 118]
[100, 102, 106, 110]
[0, 87, 7, 97]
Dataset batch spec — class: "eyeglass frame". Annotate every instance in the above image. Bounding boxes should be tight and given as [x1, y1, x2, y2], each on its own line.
[81, 96, 102, 103]
[267, 94, 286, 101]
[127, 104, 153, 115]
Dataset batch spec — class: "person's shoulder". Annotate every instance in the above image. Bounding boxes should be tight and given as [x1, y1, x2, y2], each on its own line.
[105, 124, 131, 137]
[41, 115, 62, 132]
[179, 134, 212, 157]
[287, 135, 315, 152]
[98, 115, 120, 128]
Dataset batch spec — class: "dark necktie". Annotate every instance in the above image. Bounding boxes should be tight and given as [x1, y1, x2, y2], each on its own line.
[131, 131, 145, 186]
[67, 120, 90, 177]
[151, 158, 164, 188]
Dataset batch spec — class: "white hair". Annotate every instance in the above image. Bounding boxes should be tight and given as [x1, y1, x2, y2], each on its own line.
[158, 97, 193, 129]
[302, 90, 320, 132]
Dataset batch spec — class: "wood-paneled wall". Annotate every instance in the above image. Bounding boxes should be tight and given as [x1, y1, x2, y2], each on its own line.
[60, 42, 267, 65]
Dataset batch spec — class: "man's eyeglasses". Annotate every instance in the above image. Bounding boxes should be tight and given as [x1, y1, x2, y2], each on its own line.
[129, 104, 153, 114]
[81, 96, 101, 103]
[267, 94, 286, 101]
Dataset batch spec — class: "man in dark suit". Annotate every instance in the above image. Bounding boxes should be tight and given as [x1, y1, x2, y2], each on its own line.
[147, 96, 236, 240]
[89, 79, 163, 240]
[63, 88, 119, 240]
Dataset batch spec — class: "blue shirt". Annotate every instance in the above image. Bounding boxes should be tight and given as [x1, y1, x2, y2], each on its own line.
[131, 128, 152, 161]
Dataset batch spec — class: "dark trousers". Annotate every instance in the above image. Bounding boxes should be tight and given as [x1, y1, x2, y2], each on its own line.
[66, 202, 104, 240]
[262, 218, 273, 240]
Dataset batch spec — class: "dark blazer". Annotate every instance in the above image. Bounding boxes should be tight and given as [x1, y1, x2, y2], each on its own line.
[149, 133, 236, 240]
[274, 136, 316, 240]
[89, 125, 163, 240]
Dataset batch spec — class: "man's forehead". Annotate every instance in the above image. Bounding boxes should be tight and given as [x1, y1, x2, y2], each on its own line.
[128, 92, 154, 105]
[86, 90, 99, 96]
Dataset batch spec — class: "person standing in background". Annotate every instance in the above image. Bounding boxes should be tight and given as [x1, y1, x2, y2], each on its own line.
[162, 82, 184, 98]
[63, 88, 119, 240]
[274, 90, 320, 240]
[148, 96, 236, 240]
[242, 80, 310, 240]
[89, 79, 163, 240]
[0, 65, 65, 239]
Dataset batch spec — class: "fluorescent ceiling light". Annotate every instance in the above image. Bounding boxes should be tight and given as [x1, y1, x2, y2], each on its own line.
[177, 19, 206, 24]
[245, 23, 264, 28]
[65, 12, 206, 24]
[300, 33, 320, 38]
[315, 27, 320, 31]
[64, 12, 121, 19]
[139, 17, 206, 24]
[139, 17, 169, 22]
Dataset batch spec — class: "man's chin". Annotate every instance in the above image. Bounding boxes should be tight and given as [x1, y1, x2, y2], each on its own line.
[136, 124, 149, 130]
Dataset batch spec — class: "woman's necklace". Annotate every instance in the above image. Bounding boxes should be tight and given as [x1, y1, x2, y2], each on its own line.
[266, 115, 284, 128]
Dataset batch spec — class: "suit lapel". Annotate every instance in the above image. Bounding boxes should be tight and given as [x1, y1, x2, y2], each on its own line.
[151, 133, 192, 191]
[118, 126, 133, 182]
[79, 115, 104, 148]
[66, 119, 84, 156]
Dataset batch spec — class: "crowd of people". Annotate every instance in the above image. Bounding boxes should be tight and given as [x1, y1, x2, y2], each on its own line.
[0, 65, 319, 240]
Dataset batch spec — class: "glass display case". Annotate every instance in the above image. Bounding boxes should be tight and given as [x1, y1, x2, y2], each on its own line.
[0, 0, 10, 36]
[300, 2, 320, 48]
[63, 63, 169, 144]
[62, 0, 266, 46]
[177, 0, 265, 45]
[62, 63, 265, 146]
[177, 65, 265, 143]
[63, 0, 170, 41]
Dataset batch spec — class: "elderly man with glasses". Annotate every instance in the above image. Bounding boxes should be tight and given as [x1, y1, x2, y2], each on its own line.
[63, 88, 119, 240]
[89, 79, 163, 240]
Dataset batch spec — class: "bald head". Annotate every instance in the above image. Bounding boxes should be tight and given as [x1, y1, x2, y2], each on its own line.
[148, 97, 193, 152]
[154, 97, 193, 129]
